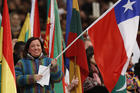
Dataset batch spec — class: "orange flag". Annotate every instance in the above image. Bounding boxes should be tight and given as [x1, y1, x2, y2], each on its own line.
[1, 0, 17, 93]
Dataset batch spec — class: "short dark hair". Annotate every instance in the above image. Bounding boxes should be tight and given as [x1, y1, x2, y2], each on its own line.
[86, 46, 94, 62]
[14, 41, 25, 53]
[86, 46, 94, 77]
[23, 37, 46, 58]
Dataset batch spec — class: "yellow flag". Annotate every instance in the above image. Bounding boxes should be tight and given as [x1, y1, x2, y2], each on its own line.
[18, 13, 31, 42]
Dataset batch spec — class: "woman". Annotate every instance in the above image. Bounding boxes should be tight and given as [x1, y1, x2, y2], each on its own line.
[15, 37, 63, 93]
[13, 41, 25, 65]
[83, 46, 108, 93]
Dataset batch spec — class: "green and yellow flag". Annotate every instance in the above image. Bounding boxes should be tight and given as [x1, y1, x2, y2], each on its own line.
[18, 13, 31, 42]
[66, 0, 89, 93]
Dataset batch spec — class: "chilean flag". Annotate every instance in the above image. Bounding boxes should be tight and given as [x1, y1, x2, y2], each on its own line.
[87, 0, 140, 92]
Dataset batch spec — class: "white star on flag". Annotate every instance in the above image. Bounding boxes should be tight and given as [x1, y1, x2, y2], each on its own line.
[123, 0, 136, 13]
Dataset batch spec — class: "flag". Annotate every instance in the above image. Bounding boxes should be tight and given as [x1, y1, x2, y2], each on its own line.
[65, 0, 72, 70]
[0, 14, 2, 61]
[0, 14, 2, 92]
[1, 0, 17, 92]
[30, 0, 41, 37]
[18, 13, 31, 42]
[44, 0, 65, 93]
[132, 41, 140, 64]
[87, 0, 140, 92]
[64, 0, 73, 92]
[66, 0, 89, 92]
[0, 14, 2, 93]
[44, 0, 55, 58]
[53, 0, 65, 92]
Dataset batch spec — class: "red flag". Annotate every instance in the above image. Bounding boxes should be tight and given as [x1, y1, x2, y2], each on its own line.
[88, 0, 140, 92]
[1, 0, 17, 92]
[33, 0, 40, 37]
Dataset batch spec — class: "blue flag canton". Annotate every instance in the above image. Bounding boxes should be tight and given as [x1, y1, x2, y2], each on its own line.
[114, 0, 140, 24]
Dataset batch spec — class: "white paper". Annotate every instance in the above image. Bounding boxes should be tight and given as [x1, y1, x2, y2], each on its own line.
[37, 65, 51, 87]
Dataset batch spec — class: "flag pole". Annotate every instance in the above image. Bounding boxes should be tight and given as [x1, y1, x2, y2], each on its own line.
[56, 0, 121, 60]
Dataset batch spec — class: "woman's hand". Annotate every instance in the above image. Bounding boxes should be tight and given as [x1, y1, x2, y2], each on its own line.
[34, 74, 43, 81]
[51, 58, 57, 67]
[71, 76, 79, 87]
[67, 76, 79, 91]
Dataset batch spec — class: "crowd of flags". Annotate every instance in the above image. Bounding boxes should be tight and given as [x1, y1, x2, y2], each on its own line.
[0, 0, 140, 93]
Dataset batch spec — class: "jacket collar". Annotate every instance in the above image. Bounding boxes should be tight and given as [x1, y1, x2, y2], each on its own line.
[26, 53, 44, 60]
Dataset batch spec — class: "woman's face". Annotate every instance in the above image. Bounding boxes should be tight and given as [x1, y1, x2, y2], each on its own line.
[28, 40, 42, 57]
[90, 55, 96, 64]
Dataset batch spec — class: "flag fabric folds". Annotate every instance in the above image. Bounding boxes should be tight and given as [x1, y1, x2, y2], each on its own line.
[132, 41, 140, 64]
[1, 0, 17, 92]
[65, 0, 72, 70]
[66, 0, 89, 92]
[30, 0, 41, 37]
[44, 0, 65, 93]
[18, 13, 31, 42]
[64, 0, 73, 92]
[87, 0, 140, 92]
[53, 0, 65, 92]
[44, 0, 55, 58]
[0, 14, 2, 92]
[0, 14, 2, 62]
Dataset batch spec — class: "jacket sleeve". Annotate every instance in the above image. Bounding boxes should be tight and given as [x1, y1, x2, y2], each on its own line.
[15, 61, 36, 87]
[50, 64, 63, 83]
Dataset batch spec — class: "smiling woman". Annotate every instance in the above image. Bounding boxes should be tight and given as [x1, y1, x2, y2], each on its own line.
[28, 39, 42, 57]
[15, 37, 63, 93]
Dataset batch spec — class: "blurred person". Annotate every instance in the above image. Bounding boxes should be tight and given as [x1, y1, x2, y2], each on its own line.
[13, 41, 25, 93]
[60, 13, 66, 33]
[134, 58, 140, 80]
[14, 0, 21, 7]
[126, 54, 140, 93]
[12, 38, 18, 50]
[99, 1, 110, 14]
[66, 76, 79, 93]
[39, 0, 47, 24]
[15, 37, 63, 93]
[83, 46, 108, 93]
[84, 38, 93, 49]
[13, 41, 25, 65]
[8, 0, 16, 12]
[10, 11, 21, 38]
[78, 0, 85, 9]
[64, 66, 79, 93]
[81, 0, 93, 17]
[18, 10, 26, 26]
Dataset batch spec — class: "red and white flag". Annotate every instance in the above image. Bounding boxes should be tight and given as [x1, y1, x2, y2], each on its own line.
[30, 0, 40, 37]
[44, 0, 55, 58]
[87, 0, 140, 92]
